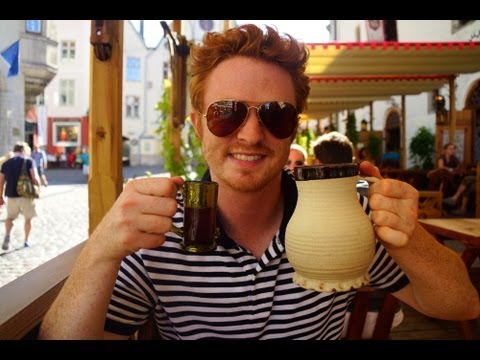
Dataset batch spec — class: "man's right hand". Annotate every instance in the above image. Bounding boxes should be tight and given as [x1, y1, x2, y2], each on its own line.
[89, 176, 185, 262]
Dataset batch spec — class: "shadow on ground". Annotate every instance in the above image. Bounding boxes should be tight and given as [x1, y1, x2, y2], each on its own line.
[45, 165, 167, 185]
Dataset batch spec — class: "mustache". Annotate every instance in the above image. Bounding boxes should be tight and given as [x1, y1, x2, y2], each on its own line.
[227, 144, 274, 155]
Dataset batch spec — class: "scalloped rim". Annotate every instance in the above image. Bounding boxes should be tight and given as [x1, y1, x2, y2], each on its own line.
[293, 273, 370, 292]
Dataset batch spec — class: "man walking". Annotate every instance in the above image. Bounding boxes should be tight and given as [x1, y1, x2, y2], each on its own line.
[0, 143, 41, 250]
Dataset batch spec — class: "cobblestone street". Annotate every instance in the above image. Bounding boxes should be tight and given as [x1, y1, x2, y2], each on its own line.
[0, 165, 166, 288]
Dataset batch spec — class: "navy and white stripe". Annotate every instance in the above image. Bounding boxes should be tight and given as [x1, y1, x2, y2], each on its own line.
[105, 170, 408, 339]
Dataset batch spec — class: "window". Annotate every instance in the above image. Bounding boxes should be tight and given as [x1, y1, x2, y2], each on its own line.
[126, 57, 141, 82]
[59, 79, 75, 106]
[26, 20, 41, 33]
[53, 121, 81, 147]
[126, 95, 140, 118]
[61, 40, 76, 61]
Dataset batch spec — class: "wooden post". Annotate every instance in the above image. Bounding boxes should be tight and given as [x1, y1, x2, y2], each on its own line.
[449, 76, 457, 143]
[369, 102, 373, 131]
[88, 20, 124, 234]
[170, 20, 183, 173]
[476, 161, 480, 218]
[400, 95, 406, 170]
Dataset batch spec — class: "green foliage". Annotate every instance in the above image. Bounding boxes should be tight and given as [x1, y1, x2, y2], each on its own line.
[367, 132, 382, 160]
[295, 128, 315, 156]
[409, 126, 435, 170]
[182, 118, 207, 180]
[345, 112, 359, 148]
[155, 81, 206, 180]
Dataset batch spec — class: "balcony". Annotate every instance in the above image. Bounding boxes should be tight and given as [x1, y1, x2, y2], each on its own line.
[21, 30, 58, 107]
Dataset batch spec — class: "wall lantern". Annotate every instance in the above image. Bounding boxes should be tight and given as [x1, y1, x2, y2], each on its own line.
[434, 95, 448, 124]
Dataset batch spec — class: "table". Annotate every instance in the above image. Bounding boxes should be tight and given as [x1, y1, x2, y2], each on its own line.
[418, 218, 480, 267]
[418, 218, 480, 339]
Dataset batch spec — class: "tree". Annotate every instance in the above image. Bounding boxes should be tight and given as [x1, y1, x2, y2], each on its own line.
[155, 80, 206, 180]
[345, 112, 359, 148]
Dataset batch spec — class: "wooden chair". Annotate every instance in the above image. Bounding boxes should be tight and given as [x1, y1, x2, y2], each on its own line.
[343, 286, 402, 340]
[426, 168, 457, 199]
[417, 190, 443, 219]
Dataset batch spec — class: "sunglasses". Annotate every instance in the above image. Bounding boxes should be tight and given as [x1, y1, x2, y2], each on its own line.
[202, 99, 299, 139]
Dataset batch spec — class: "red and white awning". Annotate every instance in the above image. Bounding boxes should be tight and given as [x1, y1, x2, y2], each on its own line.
[303, 42, 480, 118]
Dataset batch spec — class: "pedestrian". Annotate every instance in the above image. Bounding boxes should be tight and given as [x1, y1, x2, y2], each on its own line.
[32, 144, 49, 187]
[0, 143, 41, 250]
[39, 24, 479, 340]
[80, 147, 89, 177]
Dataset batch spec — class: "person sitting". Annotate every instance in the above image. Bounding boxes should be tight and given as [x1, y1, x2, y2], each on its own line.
[380, 144, 400, 169]
[312, 131, 353, 165]
[286, 143, 307, 171]
[443, 173, 476, 216]
[437, 143, 461, 171]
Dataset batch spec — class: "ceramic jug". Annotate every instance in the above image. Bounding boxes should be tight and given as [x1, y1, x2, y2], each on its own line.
[285, 163, 375, 292]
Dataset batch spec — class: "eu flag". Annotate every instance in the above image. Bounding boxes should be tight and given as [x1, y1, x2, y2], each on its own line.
[1, 40, 20, 77]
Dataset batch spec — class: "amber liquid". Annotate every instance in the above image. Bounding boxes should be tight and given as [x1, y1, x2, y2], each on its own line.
[181, 206, 217, 253]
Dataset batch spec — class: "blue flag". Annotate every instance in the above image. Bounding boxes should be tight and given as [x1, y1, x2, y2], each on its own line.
[1, 40, 20, 77]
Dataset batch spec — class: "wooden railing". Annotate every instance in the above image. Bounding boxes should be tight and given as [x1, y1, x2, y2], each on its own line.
[0, 241, 85, 339]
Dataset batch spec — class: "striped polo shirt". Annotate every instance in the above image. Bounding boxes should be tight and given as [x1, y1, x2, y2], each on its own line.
[105, 170, 409, 339]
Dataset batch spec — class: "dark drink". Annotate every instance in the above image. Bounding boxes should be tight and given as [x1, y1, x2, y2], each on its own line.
[181, 206, 217, 253]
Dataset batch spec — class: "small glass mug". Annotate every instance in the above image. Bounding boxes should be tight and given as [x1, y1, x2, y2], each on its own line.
[171, 181, 219, 253]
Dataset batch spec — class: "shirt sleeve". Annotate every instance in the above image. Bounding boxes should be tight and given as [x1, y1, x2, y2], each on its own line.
[104, 252, 157, 336]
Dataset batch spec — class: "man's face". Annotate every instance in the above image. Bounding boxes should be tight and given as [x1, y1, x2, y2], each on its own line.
[191, 56, 297, 193]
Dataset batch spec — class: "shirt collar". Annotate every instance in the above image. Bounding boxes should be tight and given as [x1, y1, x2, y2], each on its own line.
[200, 168, 297, 247]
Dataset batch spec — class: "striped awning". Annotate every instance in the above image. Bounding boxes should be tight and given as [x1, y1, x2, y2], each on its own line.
[303, 42, 480, 118]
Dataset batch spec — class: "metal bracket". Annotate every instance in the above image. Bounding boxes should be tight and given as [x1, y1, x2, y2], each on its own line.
[90, 20, 112, 61]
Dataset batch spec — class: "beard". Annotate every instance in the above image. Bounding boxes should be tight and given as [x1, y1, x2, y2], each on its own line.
[203, 141, 289, 193]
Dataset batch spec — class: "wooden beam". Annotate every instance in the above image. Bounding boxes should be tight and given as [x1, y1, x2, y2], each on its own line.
[169, 20, 184, 174]
[400, 95, 406, 169]
[0, 242, 85, 339]
[476, 161, 480, 218]
[449, 76, 457, 143]
[369, 102, 373, 132]
[88, 20, 124, 234]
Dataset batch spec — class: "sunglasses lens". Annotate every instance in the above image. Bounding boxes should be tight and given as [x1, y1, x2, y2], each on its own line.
[206, 100, 247, 137]
[259, 102, 298, 139]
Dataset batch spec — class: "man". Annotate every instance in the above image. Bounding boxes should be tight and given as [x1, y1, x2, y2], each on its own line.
[312, 131, 353, 165]
[39, 24, 479, 340]
[286, 143, 307, 171]
[32, 144, 49, 187]
[0, 143, 41, 250]
[313, 131, 369, 197]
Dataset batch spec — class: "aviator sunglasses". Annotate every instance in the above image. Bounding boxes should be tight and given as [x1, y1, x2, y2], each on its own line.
[202, 99, 299, 139]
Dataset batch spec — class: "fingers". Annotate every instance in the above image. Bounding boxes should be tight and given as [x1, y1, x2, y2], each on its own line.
[127, 176, 179, 198]
[359, 161, 382, 179]
[92, 177, 181, 259]
[368, 178, 418, 248]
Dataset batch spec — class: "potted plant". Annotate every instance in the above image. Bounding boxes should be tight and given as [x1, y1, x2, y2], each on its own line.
[409, 126, 435, 170]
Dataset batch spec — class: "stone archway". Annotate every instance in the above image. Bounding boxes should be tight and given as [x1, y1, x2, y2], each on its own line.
[384, 109, 401, 153]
